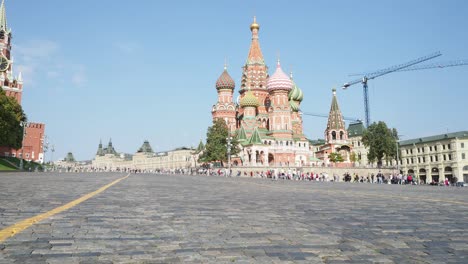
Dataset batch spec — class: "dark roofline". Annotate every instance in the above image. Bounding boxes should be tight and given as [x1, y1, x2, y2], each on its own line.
[400, 131, 468, 146]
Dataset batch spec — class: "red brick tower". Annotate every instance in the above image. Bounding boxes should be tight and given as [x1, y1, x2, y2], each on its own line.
[0, 0, 46, 163]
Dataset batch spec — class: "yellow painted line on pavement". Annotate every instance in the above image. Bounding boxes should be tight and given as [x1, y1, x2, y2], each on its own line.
[0, 174, 130, 243]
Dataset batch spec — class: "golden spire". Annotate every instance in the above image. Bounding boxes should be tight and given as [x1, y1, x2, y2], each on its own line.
[250, 16, 259, 31]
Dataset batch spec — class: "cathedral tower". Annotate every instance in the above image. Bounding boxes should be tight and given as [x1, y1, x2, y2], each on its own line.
[238, 17, 269, 128]
[212, 65, 237, 132]
[267, 60, 293, 139]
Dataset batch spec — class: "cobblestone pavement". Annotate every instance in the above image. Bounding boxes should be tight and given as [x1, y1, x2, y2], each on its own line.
[1, 172, 467, 263]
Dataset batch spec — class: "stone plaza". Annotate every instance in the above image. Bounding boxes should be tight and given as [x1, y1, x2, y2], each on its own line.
[0, 172, 467, 263]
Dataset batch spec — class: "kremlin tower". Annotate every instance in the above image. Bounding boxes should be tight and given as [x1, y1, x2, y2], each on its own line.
[0, 0, 46, 163]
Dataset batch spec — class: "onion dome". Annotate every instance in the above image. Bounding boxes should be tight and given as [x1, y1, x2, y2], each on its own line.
[250, 16, 259, 31]
[240, 90, 259, 108]
[290, 100, 300, 112]
[267, 60, 292, 92]
[215, 66, 235, 90]
[289, 83, 304, 102]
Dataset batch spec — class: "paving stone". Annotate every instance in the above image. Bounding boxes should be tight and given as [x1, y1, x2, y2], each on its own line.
[1, 172, 468, 262]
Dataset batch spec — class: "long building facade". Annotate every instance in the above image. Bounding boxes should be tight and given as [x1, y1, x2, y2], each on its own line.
[0, 0, 46, 163]
[400, 132, 468, 183]
[92, 140, 196, 171]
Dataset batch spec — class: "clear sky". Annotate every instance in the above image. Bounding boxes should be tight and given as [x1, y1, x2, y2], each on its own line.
[7, 0, 468, 161]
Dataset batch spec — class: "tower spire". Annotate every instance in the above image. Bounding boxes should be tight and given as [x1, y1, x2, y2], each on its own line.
[0, 0, 7, 32]
[326, 88, 345, 130]
[246, 16, 264, 65]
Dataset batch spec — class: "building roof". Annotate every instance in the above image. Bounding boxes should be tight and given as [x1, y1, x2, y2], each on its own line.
[326, 89, 345, 131]
[240, 90, 259, 108]
[64, 152, 75, 162]
[308, 139, 326, 146]
[267, 60, 292, 92]
[137, 140, 154, 153]
[215, 66, 235, 90]
[246, 17, 264, 65]
[247, 127, 263, 145]
[347, 121, 365, 137]
[288, 73, 304, 102]
[0, 0, 9, 33]
[399, 131, 468, 146]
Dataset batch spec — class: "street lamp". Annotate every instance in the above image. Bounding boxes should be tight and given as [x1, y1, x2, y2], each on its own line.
[226, 136, 232, 176]
[395, 134, 404, 174]
[19, 121, 28, 170]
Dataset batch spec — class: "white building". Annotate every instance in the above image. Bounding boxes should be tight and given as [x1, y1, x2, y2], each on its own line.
[399, 131, 468, 183]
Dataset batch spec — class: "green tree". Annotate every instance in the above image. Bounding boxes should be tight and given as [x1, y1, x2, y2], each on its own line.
[329, 152, 344, 163]
[350, 151, 359, 163]
[0, 89, 27, 149]
[198, 119, 239, 165]
[361, 121, 398, 167]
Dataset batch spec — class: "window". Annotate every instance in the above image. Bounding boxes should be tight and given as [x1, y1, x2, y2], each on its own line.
[430, 156, 433, 162]
[443, 145, 446, 150]
[406, 149, 409, 155]
[435, 146, 438, 151]
[418, 157, 421, 163]
[462, 143, 465, 148]
[448, 144, 451, 150]
[418, 148, 420, 153]
[411, 158, 414, 164]
[430, 146, 433, 151]
[423, 157, 426, 163]
[463, 153, 466, 159]
[448, 154, 452, 160]
[443, 154, 446, 161]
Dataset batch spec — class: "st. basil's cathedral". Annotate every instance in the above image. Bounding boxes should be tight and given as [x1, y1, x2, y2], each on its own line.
[212, 18, 355, 167]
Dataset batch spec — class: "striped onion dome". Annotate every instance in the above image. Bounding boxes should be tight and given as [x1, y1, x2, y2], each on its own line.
[240, 90, 259, 108]
[215, 68, 235, 90]
[290, 100, 300, 112]
[267, 60, 292, 92]
[289, 82, 304, 102]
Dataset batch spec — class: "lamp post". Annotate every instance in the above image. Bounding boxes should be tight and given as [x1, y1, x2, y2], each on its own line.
[226, 136, 232, 176]
[19, 121, 28, 170]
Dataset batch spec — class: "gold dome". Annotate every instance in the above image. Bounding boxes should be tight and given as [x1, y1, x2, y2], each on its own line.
[250, 16, 260, 31]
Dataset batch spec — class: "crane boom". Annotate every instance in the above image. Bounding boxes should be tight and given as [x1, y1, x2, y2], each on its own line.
[349, 59, 468, 76]
[343, 51, 441, 88]
[342, 51, 441, 127]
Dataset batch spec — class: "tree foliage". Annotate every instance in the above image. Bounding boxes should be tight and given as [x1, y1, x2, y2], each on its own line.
[329, 152, 344, 163]
[198, 119, 239, 165]
[350, 152, 359, 163]
[0, 89, 27, 149]
[361, 121, 398, 167]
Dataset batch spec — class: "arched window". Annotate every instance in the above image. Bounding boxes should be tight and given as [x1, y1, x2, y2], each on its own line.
[332, 131, 337, 140]
[340, 131, 344, 140]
